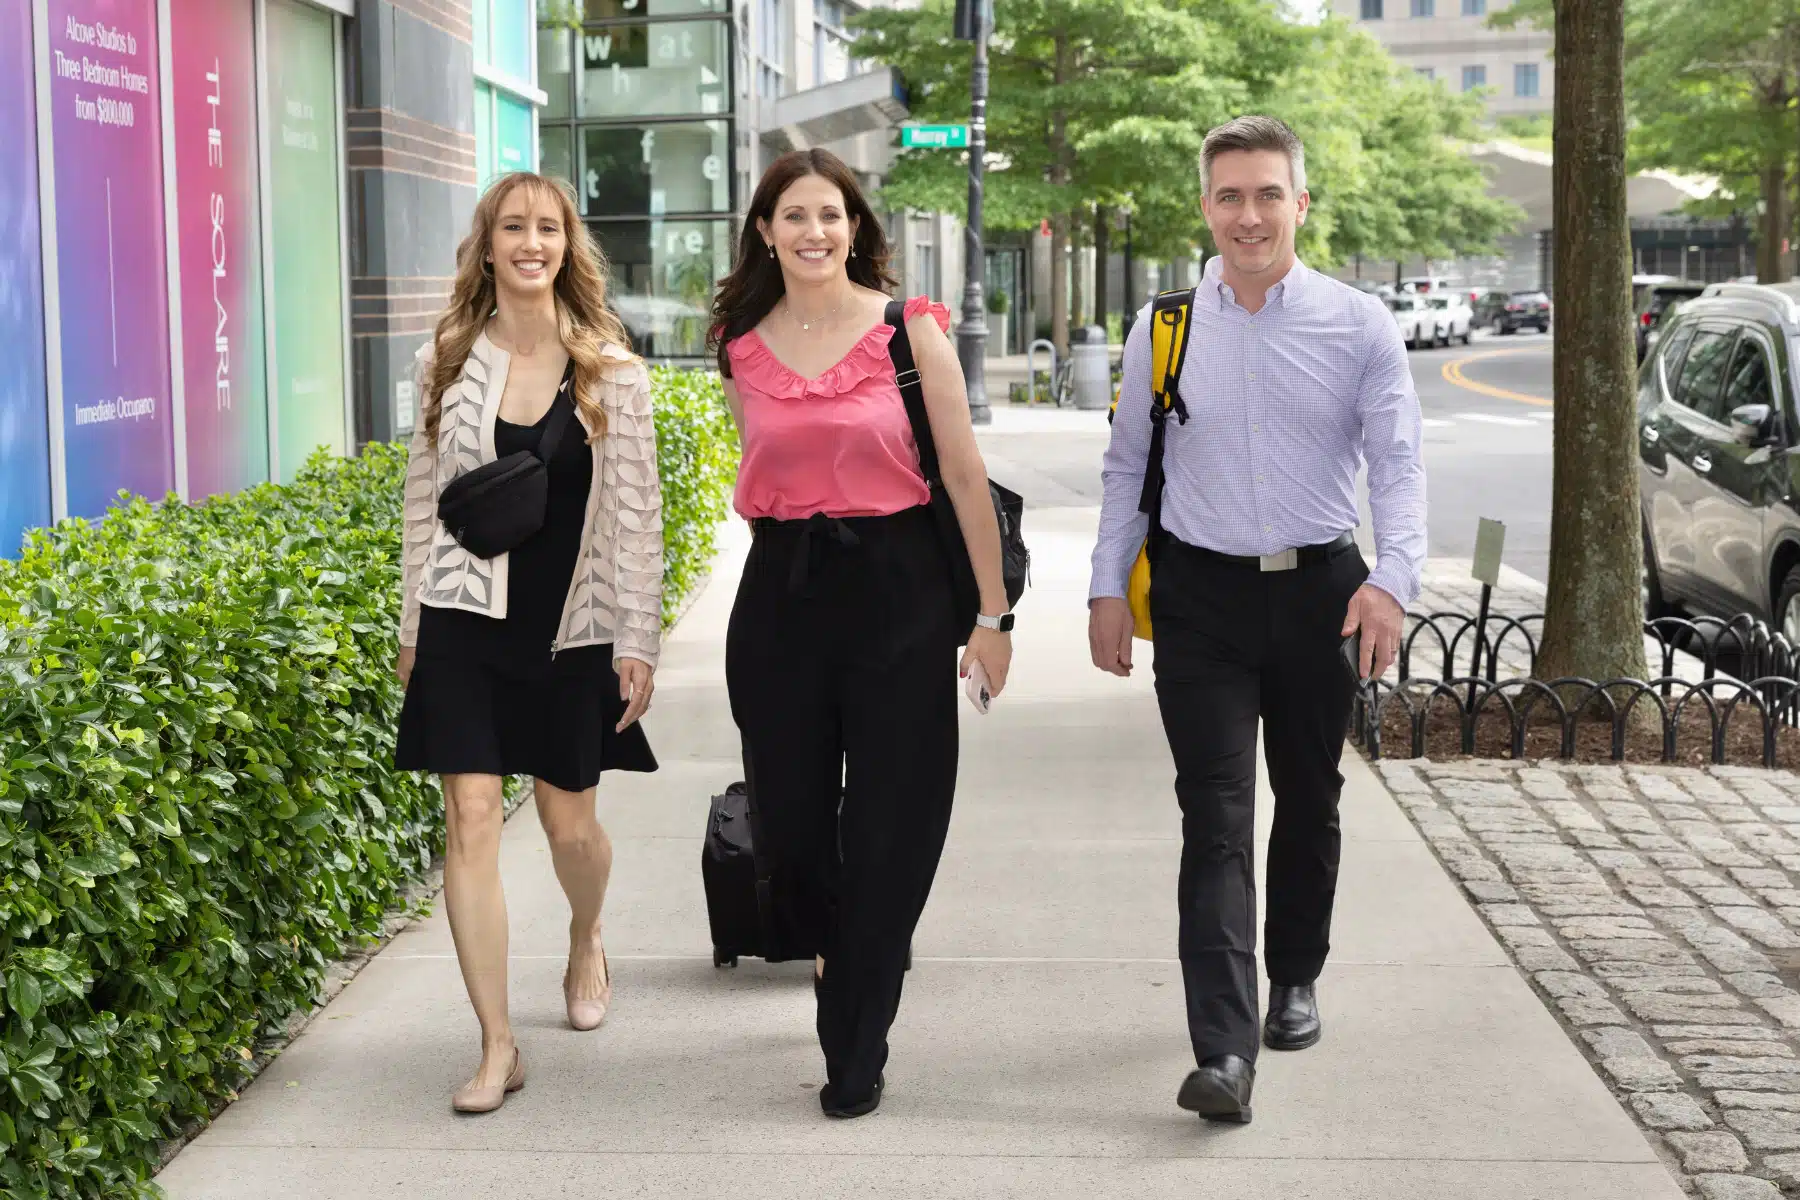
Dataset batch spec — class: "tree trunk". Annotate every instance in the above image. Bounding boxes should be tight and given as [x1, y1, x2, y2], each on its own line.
[1094, 205, 1110, 335]
[1759, 159, 1789, 283]
[1071, 228, 1088, 329]
[1536, 0, 1647, 684]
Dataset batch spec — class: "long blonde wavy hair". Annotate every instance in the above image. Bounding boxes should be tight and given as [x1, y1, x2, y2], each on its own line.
[423, 172, 636, 444]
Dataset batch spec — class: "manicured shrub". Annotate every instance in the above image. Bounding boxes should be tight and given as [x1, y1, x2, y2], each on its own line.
[0, 369, 736, 1198]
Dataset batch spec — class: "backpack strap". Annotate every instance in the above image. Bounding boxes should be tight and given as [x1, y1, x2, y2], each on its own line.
[1136, 287, 1195, 535]
[535, 357, 579, 463]
[885, 298, 943, 486]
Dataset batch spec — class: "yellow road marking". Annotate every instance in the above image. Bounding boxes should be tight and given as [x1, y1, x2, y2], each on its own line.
[1441, 348, 1552, 408]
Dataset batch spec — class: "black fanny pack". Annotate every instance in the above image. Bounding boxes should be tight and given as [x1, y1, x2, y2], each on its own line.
[435, 360, 577, 560]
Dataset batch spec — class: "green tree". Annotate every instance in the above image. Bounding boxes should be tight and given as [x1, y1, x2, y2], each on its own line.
[853, 0, 1255, 350]
[1495, 0, 1800, 283]
[854, 1, 1519, 348]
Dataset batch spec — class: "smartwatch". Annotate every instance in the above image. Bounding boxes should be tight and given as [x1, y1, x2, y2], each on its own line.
[974, 612, 1015, 633]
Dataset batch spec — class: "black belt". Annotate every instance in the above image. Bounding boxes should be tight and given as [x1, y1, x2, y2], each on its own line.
[1176, 531, 1356, 572]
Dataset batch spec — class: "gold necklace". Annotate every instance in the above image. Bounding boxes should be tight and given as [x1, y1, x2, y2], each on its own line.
[787, 295, 848, 333]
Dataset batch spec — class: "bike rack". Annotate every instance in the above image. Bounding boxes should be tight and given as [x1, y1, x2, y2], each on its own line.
[1026, 339, 1058, 405]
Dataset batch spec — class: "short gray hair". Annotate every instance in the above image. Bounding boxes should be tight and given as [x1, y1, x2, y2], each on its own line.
[1200, 116, 1307, 197]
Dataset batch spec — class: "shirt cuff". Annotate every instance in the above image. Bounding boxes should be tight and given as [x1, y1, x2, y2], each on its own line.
[1363, 562, 1418, 612]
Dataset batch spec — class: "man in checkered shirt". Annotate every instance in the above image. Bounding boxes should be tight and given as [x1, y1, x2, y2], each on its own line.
[1088, 115, 1427, 1126]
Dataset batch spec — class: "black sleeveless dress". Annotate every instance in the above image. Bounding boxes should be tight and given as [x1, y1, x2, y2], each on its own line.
[394, 383, 658, 791]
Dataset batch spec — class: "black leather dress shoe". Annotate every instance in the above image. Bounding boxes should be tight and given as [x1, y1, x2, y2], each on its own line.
[1177, 1054, 1254, 1124]
[821, 1073, 884, 1119]
[1263, 983, 1322, 1051]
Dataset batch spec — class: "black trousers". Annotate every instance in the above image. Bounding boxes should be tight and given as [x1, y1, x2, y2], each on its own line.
[1148, 533, 1369, 1066]
[725, 505, 960, 1102]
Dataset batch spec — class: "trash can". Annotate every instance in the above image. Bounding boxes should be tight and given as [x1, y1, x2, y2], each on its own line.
[1070, 330, 1112, 410]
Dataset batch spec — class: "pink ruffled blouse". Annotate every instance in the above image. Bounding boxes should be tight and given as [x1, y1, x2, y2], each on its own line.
[728, 295, 951, 521]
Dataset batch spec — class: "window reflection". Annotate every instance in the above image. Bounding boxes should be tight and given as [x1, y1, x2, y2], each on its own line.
[579, 121, 730, 217]
[592, 219, 733, 357]
[578, 20, 730, 117]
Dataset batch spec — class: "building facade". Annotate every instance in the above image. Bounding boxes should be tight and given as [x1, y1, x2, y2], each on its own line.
[0, 0, 545, 556]
[538, 0, 958, 363]
[1332, 0, 1552, 119]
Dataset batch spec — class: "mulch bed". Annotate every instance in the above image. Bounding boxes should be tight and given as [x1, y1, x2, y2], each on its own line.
[1368, 686, 1800, 768]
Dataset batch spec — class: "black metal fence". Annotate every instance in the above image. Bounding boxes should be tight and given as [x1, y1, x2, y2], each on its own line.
[1352, 610, 1800, 766]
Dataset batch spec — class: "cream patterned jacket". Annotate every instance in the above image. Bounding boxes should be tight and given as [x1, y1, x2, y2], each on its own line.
[399, 332, 663, 668]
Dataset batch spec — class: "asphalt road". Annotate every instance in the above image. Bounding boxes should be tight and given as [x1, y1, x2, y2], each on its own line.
[1406, 330, 1555, 584]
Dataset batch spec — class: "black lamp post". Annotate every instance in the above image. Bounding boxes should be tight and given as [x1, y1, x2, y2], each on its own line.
[953, 0, 991, 424]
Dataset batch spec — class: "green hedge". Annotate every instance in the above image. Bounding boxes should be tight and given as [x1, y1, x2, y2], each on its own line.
[0, 370, 736, 1199]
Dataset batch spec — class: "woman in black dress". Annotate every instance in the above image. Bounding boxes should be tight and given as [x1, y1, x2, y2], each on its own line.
[393, 172, 664, 1114]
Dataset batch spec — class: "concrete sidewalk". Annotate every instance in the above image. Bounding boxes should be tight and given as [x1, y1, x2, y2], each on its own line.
[158, 470, 1681, 1198]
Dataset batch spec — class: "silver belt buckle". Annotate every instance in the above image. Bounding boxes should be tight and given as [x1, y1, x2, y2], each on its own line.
[1259, 548, 1299, 572]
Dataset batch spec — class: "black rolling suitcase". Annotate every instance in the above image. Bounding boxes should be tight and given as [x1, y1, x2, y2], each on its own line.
[701, 779, 810, 967]
[701, 778, 913, 971]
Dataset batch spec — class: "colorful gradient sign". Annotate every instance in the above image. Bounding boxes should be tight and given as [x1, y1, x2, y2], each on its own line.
[267, 0, 346, 483]
[0, 4, 52, 555]
[172, 0, 267, 499]
[47, 0, 176, 519]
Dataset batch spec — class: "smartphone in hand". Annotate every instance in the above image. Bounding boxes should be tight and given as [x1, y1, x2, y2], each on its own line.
[1340, 631, 1365, 687]
[965, 663, 993, 714]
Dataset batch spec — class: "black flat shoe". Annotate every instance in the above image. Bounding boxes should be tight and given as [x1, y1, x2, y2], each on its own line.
[821, 1073, 883, 1119]
[1177, 1054, 1254, 1124]
[1263, 983, 1322, 1051]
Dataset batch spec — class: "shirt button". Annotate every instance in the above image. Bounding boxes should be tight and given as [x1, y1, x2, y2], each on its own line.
[1252, 423, 1261, 432]
[1248, 372, 1256, 381]
[1263, 524, 1272, 533]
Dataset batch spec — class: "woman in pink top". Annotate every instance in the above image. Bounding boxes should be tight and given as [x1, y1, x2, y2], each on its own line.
[708, 149, 1013, 1118]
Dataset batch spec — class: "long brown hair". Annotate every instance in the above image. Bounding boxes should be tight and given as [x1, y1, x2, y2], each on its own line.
[423, 171, 636, 442]
[707, 149, 897, 377]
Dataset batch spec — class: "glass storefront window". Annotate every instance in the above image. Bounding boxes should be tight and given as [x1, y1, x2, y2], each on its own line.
[475, 81, 496, 183]
[579, 121, 729, 216]
[491, 0, 533, 80]
[541, 126, 574, 188]
[540, 26, 575, 117]
[577, 20, 730, 118]
[584, 0, 729, 19]
[591, 218, 733, 358]
[496, 93, 534, 176]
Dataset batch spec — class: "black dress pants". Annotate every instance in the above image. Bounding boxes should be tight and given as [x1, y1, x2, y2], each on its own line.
[725, 505, 960, 1104]
[1148, 533, 1369, 1066]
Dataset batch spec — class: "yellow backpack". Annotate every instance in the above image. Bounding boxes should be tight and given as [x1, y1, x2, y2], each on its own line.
[1106, 287, 1194, 641]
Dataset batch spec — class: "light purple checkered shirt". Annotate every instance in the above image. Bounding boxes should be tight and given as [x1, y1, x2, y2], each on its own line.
[1090, 257, 1426, 608]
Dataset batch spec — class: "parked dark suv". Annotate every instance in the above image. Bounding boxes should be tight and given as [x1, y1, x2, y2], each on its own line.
[1638, 282, 1800, 637]
[1634, 279, 1708, 363]
[1476, 290, 1552, 334]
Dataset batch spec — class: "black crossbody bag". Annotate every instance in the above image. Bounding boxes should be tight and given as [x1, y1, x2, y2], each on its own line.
[435, 360, 577, 560]
[883, 299, 1029, 643]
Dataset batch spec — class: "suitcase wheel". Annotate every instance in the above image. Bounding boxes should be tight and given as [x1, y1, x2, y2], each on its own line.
[714, 947, 739, 969]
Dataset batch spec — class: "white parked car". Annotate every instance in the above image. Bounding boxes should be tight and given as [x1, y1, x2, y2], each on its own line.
[1386, 294, 1437, 350]
[1426, 294, 1474, 346]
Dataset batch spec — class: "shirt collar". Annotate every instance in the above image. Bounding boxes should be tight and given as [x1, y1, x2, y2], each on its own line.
[1199, 255, 1309, 312]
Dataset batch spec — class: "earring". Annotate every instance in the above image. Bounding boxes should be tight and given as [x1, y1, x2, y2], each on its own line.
[850, 244, 856, 259]
[769, 246, 776, 258]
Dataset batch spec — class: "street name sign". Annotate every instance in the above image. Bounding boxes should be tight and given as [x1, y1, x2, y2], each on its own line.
[901, 124, 970, 149]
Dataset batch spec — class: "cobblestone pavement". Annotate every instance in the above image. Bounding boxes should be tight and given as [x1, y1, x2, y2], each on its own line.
[1406, 559, 1712, 683]
[1376, 756, 1800, 1198]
